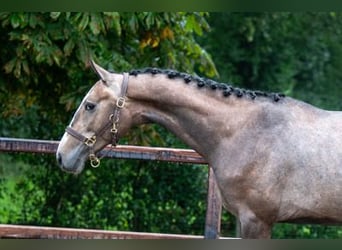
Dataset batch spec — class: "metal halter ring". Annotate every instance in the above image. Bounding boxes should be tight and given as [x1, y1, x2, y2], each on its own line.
[111, 123, 118, 134]
[109, 114, 119, 123]
[89, 154, 100, 168]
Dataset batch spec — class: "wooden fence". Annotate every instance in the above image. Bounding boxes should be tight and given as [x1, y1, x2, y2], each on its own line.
[0, 137, 232, 239]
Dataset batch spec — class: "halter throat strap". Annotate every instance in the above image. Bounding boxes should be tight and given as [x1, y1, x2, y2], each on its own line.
[109, 72, 129, 146]
[65, 72, 129, 167]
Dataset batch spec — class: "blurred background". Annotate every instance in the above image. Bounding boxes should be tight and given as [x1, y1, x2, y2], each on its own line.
[0, 12, 341, 238]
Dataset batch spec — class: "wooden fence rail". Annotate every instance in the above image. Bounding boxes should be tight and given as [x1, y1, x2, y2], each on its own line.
[0, 224, 205, 239]
[0, 137, 226, 239]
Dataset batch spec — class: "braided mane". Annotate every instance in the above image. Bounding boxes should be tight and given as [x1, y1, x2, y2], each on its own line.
[129, 68, 285, 102]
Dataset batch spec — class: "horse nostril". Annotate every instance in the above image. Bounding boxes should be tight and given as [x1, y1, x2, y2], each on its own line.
[57, 153, 63, 166]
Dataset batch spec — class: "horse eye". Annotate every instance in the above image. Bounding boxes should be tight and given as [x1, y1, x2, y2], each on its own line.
[85, 102, 96, 111]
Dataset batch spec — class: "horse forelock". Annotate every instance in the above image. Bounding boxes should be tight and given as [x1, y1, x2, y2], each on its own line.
[129, 68, 285, 103]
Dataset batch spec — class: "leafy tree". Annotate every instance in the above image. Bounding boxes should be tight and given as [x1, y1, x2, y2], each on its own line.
[204, 13, 342, 111]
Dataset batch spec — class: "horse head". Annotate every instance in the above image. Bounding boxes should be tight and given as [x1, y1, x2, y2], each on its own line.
[56, 61, 130, 174]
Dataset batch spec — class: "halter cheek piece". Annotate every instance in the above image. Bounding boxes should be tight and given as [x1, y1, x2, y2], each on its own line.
[65, 73, 129, 168]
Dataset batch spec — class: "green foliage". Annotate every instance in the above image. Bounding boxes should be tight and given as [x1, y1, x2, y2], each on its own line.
[0, 155, 26, 223]
[204, 13, 342, 110]
[272, 223, 342, 239]
[0, 154, 45, 224]
[0, 12, 217, 118]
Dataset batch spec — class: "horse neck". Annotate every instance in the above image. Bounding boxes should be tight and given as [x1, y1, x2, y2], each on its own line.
[126, 73, 260, 158]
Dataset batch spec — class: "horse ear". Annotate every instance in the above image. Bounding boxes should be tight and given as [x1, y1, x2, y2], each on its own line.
[89, 60, 110, 84]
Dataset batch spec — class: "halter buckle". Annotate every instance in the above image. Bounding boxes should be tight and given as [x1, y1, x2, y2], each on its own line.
[116, 97, 125, 108]
[84, 135, 96, 147]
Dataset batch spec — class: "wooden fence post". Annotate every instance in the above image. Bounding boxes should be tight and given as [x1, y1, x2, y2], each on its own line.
[204, 166, 222, 239]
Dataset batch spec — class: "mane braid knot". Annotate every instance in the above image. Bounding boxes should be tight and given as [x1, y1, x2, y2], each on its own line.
[129, 67, 285, 102]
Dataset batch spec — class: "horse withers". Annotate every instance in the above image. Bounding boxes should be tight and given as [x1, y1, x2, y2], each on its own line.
[56, 61, 342, 238]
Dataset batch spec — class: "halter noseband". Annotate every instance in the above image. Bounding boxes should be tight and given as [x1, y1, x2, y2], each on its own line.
[65, 72, 129, 168]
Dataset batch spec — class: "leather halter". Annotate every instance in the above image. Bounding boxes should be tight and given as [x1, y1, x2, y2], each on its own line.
[65, 73, 129, 168]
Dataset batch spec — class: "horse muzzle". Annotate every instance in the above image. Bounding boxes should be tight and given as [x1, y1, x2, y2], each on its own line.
[56, 133, 89, 174]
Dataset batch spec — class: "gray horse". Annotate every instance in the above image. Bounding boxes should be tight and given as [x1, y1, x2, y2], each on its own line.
[56, 61, 342, 238]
